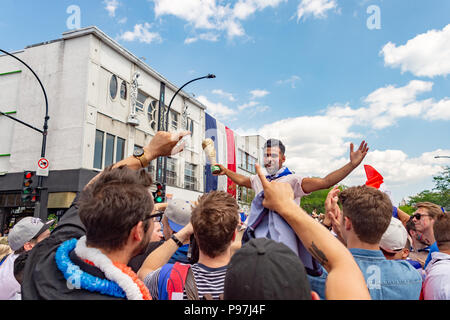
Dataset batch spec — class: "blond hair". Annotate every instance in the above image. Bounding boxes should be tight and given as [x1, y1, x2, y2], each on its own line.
[0, 244, 12, 260]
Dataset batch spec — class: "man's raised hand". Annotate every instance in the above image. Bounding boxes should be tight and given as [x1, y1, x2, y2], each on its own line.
[349, 140, 369, 168]
[144, 130, 191, 159]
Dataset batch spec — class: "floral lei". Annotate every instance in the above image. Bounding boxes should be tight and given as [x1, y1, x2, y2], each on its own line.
[55, 236, 151, 300]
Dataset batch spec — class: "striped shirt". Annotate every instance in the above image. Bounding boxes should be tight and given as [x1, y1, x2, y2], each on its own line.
[144, 263, 228, 300]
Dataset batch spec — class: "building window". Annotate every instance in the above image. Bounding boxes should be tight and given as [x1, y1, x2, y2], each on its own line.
[120, 81, 127, 100]
[136, 90, 148, 111]
[116, 137, 125, 162]
[184, 163, 197, 191]
[238, 150, 243, 170]
[166, 157, 177, 187]
[238, 150, 256, 174]
[94, 131, 126, 170]
[105, 134, 115, 168]
[110, 75, 118, 100]
[238, 186, 255, 204]
[147, 160, 156, 180]
[186, 118, 194, 135]
[170, 111, 178, 131]
[247, 155, 256, 174]
[93, 130, 104, 169]
[148, 100, 158, 131]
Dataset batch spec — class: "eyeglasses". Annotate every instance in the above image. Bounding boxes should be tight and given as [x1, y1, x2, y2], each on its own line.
[412, 213, 430, 221]
[145, 211, 164, 223]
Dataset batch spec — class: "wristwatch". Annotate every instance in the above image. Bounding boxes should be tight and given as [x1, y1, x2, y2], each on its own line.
[133, 147, 147, 168]
[171, 234, 183, 247]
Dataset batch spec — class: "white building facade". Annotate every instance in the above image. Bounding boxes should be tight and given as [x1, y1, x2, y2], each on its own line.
[0, 27, 265, 231]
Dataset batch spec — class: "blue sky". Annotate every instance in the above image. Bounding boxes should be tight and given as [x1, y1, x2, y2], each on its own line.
[1, 0, 449, 205]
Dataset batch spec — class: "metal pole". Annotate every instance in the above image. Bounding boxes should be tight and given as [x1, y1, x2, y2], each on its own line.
[161, 74, 215, 186]
[0, 49, 49, 219]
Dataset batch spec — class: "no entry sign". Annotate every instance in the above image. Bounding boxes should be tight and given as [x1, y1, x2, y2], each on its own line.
[37, 158, 49, 176]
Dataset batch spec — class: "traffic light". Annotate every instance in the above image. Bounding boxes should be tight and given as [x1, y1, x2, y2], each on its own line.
[31, 188, 39, 203]
[21, 171, 34, 202]
[153, 182, 165, 203]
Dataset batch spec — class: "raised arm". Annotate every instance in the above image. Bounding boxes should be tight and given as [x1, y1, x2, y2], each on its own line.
[214, 164, 252, 189]
[84, 131, 190, 190]
[302, 141, 369, 194]
[255, 164, 370, 300]
[137, 223, 194, 281]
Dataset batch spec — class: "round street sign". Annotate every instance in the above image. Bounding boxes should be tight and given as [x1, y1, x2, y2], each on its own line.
[38, 158, 49, 169]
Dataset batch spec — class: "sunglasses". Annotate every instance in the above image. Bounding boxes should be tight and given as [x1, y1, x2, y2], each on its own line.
[412, 213, 430, 221]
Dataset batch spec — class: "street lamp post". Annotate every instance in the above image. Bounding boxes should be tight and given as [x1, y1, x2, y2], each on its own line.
[435, 156, 450, 159]
[0, 48, 50, 219]
[157, 74, 216, 188]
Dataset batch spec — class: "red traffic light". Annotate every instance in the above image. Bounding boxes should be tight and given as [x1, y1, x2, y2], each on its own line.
[25, 172, 33, 179]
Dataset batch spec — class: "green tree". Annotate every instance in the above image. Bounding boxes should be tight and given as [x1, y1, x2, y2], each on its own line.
[407, 166, 450, 210]
[301, 185, 346, 214]
[398, 205, 415, 215]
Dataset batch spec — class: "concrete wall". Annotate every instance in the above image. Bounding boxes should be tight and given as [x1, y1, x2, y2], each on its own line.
[1, 37, 90, 174]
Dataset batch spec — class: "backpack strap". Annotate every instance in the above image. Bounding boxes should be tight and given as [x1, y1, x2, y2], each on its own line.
[203, 293, 224, 300]
[184, 266, 199, 300]
[0, 253, 10, 267]
[158, 263, 174, 300]
[167, 262, 192, 300]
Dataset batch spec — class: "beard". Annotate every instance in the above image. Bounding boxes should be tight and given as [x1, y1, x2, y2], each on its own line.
[264, 162, 280, 175]
[131, 234, 152, 258]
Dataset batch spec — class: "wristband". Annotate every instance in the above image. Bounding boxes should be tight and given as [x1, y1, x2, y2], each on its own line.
[171, 234, 183, 247]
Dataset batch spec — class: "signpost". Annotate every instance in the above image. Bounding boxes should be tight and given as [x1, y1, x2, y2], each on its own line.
[37, 158, 49, 177]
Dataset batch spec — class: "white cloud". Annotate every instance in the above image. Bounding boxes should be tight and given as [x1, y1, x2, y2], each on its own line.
[118, 17, 127, 24]
[212, 89, 236, 102]
[197, 95, 237, 120]
[424, 98, 450, 121]
[381, 24, 450, 78]
[234, 78, 450, 204]
[250, 89, 270, 99]
[236, 112, 450, 204]
[152, 0, 286, 40]
[104, 0, 119, 17]
[276, 75, 301, 88]
[185, 32, 220, 44]
[118, 23, 162, 44]
[238, 101, 259, 110]
[297, 0, 338, 22]
[325, 80, 449, 129]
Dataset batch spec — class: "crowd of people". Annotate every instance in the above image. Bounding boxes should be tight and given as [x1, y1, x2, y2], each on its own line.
[0, 131, 448, 301]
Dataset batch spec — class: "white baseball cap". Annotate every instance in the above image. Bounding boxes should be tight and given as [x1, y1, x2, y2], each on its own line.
[165, 199, 193, 232]
[380, 217, 407, 253]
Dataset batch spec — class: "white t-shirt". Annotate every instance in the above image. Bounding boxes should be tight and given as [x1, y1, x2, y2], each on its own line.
[423, 251, 450, 300]
[0, 253, 21, 300]
[249, 168, 310, 205]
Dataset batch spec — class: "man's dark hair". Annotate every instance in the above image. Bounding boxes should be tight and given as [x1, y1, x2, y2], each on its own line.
[433, 213, 450, 250]
[264, 139, 285, 155]
[338, 185, 392, 244]
[79, 166, 154, 251]
[191, 191, 239, 258]
[14, 251, 29, 285]
[406, 217, 417, 235]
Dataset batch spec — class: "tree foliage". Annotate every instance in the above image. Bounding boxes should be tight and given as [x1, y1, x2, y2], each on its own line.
[301, 185, 346, 214]
[407, 166, 450, 210]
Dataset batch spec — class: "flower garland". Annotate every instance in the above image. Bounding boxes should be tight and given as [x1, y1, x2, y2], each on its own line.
[55, 238, 126, 298]
[75, 236, 151, 300]
[55, 237, 151, 300]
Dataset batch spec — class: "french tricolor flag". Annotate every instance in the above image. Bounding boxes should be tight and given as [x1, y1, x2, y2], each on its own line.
[204, 113, 237, 197]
